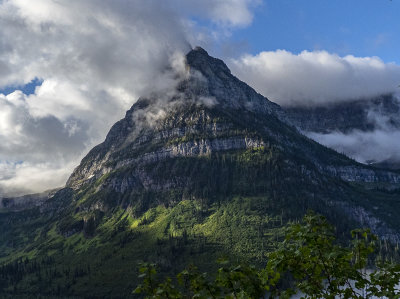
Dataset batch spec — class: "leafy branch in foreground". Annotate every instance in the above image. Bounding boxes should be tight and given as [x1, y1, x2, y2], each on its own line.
[134, 261, 264, 298]
[135, 212, 400, 298]
[265, 212, 400, 298]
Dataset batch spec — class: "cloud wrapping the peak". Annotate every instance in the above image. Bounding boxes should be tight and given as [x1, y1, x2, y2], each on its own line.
[229, 50, 400, 107]
[0, 0, 260, 196]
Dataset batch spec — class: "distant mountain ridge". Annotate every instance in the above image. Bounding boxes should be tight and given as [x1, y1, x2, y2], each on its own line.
[285, 94, 400, 169]
[0, 188, 59, 211]
[285, 94, 400, 134]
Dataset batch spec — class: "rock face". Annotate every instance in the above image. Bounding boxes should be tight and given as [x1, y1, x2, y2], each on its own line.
[63, 47, 400, 241]
[322, 165, 400, 184]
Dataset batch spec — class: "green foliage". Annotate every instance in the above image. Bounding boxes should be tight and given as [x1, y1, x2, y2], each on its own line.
[135, 212, 400, 299]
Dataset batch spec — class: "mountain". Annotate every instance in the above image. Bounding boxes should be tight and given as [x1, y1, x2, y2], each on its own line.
[1, 47, 400, 298]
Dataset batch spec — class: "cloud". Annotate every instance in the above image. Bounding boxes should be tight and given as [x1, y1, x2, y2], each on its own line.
[0, 162, 77, 196]
[304, 95, 400, 165]
[308, 129, 400, 165]
[170, 0, 261, 28]
[0, 0, 259, 196]
[229, 50, 400, 107]
[0, 91, 90, 196]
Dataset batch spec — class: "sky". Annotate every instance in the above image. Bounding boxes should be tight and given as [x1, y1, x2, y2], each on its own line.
[231, 0, 400, 63]
[0, 0, 399, 196]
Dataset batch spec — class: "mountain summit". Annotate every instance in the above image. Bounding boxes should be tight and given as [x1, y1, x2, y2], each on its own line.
[184, 47, 284, 114]
[66, 46, 287, 190]
[1, 47, 400, 297]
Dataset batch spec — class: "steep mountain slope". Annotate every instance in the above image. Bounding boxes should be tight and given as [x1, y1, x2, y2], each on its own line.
[1, 47, 400, 298]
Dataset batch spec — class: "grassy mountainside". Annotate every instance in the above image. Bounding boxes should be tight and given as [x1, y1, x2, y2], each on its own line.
[0, 196, 285, 297]
[1, 186, 399, 298]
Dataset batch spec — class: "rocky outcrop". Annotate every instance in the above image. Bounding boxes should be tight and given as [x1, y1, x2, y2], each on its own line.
[321, 165, 400, 184]
[123, 137, 264, 165]
[68, 136, 265, 190]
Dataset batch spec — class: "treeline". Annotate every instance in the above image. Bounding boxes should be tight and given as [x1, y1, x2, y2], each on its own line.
[0, 255, 91, 296]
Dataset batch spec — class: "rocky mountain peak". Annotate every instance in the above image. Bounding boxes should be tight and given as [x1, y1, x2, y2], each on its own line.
[179, 46, 285, 119]
[186, 46, 232, 78]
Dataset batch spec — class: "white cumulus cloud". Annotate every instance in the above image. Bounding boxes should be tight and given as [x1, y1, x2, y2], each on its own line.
[229, 50, 400, 107]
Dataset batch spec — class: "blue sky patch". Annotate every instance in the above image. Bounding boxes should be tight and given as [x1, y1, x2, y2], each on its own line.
[229, 0, 400, 63]
[0, 78, 43, 96]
